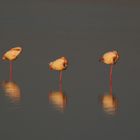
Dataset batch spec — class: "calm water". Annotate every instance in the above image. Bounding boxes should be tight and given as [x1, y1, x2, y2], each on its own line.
[0, 0, 140, 139]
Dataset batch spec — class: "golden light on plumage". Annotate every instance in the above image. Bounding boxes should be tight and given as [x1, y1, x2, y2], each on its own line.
[100, 94, 118, 115]
[99, 50, 120, 95]
[2, 47, 22, 81]
[2, 47, 22, 61]
[100, 50, 119, 65]
[2, 81, 21, 103]
[49, 57, 68, 71]
[49, 91, 67, 112]
[49, 56, 68, 91]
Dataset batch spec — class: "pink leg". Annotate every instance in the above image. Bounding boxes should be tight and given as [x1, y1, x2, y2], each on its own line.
[110, 64, 113, 95]
[10, 61, 13, 81]
[59, 71, 62, 92]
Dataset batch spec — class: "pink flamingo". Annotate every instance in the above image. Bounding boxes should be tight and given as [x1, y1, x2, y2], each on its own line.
[99, 50, 119, 115]
[100, 50, 119, 95]
[49, 56, 68, 91]
[2, 47, 22, 81]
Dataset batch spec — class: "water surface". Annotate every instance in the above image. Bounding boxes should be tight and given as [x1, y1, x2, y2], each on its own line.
[0, 0, 140, 139]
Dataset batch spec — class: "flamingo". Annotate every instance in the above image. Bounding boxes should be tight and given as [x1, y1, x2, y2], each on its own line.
[99, 50, 119, 115]
[2, 47, 22, 81]
[100, 50, 119, 95]
[49, 56, 68, 91]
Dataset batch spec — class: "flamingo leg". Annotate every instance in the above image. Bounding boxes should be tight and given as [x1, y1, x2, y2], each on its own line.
[59, 71, 62, 92]
[110, 64, 113, 96]
[10, 61, 13, 81]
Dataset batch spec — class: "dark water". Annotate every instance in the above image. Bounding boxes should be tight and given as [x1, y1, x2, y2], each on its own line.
[0, 0, 140, 139]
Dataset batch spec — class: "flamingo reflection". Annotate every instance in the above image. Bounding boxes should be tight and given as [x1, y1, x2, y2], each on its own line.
[100, 93, 118, 115]
[49, 91, 67, 112]
[1, 81, 21, 103]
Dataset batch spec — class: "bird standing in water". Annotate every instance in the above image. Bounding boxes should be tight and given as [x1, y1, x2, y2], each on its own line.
[2, 47, 22, 81]
[99, 50, 120, 115]
[49, 56, 68, 91]
[100, 50, 119, 95]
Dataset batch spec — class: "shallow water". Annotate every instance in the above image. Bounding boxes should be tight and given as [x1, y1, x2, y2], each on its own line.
[0, 0, 140, 139]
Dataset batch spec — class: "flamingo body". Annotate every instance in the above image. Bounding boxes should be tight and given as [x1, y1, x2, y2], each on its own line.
[100, 50, 119, 65]
[2, 47, 22, 61]
[49, 57, 68, 71]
